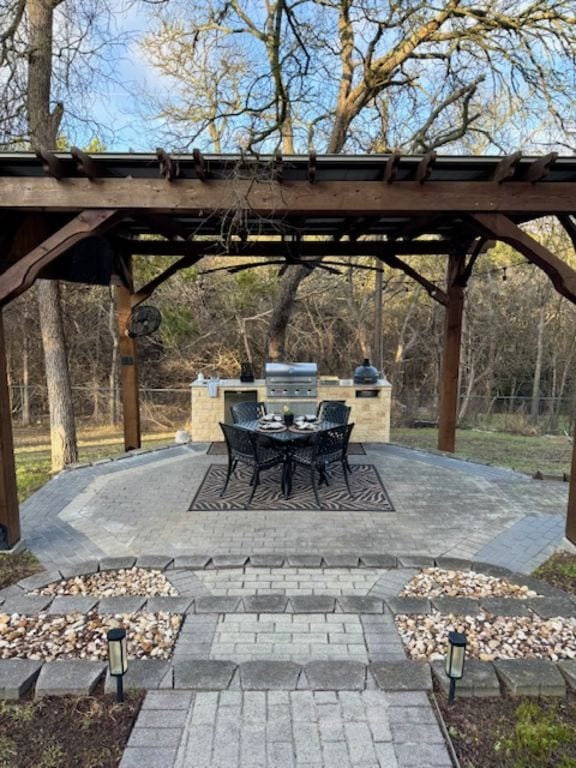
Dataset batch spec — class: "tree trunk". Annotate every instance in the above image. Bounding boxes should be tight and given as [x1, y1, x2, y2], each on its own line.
[265, 264, 311, 360]
[37, 280, 78, 470]
[21, 334, 30, 426]
[531, 303, 546, 423]
[27, 0, 77, 470]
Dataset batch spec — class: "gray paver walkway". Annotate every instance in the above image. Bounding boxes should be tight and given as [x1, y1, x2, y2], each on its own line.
[18, 441, 576, 767]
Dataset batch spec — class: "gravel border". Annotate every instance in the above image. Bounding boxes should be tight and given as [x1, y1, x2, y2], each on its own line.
[1, 553, 574, 699]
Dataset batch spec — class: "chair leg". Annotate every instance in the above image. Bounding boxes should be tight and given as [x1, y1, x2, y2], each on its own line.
[245, 470, 259, 509]
[342, 461, 353, 496]
[220, 457, 234, 497]
[311, 468, 322, 509]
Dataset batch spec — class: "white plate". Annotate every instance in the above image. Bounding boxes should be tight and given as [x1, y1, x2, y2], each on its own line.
[262, 414, 275, 421]
[261, 422, 284, 430]
[305, 414, 317, 421]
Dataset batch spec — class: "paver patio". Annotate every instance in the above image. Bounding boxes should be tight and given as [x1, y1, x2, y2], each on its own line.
[16, 441, 576, 767]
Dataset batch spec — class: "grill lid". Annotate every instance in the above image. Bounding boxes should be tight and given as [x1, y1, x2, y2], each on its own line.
[265, 362, 318, 379]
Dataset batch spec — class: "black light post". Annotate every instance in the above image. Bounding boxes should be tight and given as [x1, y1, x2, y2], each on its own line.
[445, 631, 467, 705]
[107, 627, 128, 703]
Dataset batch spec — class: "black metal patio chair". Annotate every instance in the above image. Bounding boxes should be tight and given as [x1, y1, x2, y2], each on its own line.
[219, 422, 284, 508]
[291, 423, 354, 508]
[230, 401, 267, 423]
[316, 400, 351, 424]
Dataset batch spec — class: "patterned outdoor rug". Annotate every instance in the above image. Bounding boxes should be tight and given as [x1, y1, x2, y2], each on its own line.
[207, 441, 366, 455]
[189, 463, 394, 512]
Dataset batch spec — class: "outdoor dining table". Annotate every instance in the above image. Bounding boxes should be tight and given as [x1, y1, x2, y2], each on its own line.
[237, 418, 339, 498]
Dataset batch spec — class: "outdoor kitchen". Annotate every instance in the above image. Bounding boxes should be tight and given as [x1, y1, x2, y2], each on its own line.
[189, 361, 391, 443]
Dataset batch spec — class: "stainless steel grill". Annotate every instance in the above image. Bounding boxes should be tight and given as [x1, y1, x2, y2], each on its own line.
[265, 362, 318, 399]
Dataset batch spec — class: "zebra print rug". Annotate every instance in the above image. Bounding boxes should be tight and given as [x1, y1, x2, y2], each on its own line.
[189, 463, 394, 512]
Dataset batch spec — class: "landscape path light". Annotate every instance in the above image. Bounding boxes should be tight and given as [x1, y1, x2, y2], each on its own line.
[445, 630, 467, 705]
[107, 627, 128, 703]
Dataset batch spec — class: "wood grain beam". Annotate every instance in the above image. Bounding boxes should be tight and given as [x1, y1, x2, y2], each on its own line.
[381, 151, 401, 183]
[558, 215, 576, 251]
[116, 259, 141, 451]
[192, 148, 205, 181]
[71, 147, 100, 179]
[132, 254, 204, 307]
[156, 148, 178, 181]
[112, 238, 459, 257]
[308, 151, 317, 184]
[375, 252, 448, 306]
[492, 151, 522, 183]
[567, 428, 576, 544]
[0, 209, 120, 307]
[438, 253, 466, 452]
[1, 178, 573, 214]
[0, 310, 20, 546]
[416, 151, 437, 184]
[34, 148, 65, 179]
[526, 152, 558, 183]
[468, 213, 576, 305]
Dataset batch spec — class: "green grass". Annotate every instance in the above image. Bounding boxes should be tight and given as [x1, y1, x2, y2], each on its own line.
[533, 552, 576, 595]
[391, 426, 572, 476]
[0, 550, 43, 590]
[13, 425, 173, 503]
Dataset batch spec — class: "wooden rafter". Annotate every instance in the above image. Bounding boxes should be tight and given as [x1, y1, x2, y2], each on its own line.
[34, 148, 64, 179]
[0, 209, 120, 306]
[375, 252, 448, 305]
[274, 151, 283, 182]
[468, 212, 576, 304]
[416, 151, 436, 184]
[558, 215, 576, 251]
[460, 237, 494, 285]
[112, 238, 459, 258]
[192, 148, 205, 181]
[71, 147, 100, 179]
[526, 152, 558, 183]
[492, 151, 522, 183]
[381, 151, 401, 183]
[308, 151, 317, 184]
[131, 254, 205, 307]
[156, 148, 178, 181]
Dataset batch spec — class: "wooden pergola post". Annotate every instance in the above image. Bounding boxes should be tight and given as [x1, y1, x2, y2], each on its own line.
[116, 258, 141, 452]
[0, 310, 21, 547]
[566, 433, 576, 544]
[438, 253, 466, 453]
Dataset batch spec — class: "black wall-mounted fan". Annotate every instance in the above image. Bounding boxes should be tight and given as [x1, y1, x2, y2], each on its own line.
[127, 306, 161, 338]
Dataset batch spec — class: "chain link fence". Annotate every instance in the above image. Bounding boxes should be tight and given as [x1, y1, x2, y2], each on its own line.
[9, 385, 191, 432]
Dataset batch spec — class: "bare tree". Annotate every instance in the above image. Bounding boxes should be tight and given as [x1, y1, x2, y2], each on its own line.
[142, 0, 576, 358]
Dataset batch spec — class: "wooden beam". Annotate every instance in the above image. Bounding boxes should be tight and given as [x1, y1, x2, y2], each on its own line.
[112, 238, 465, 258]
[468, 213, 576, 305]
[34, 148, 65, 179]
[132, 253, 205, 307]
[308, 151, 317, 184]
[156, 148, 178, 181]
[0, 209, 120, 307]
[375, 253, 448, 306]
[566, 426, 576, 544]
[526, 152, 558, 184]
[492, 151, 522, 184]
[1, 178, 573, 214]
[71, 147, 100, 179]
[274, 151, 283, 183]
[192, 148, 205, 181]
[116, 260, 141, 451]
[558, 215, 576, 251]
[438, 253, 466, 452]
[0, 310, 20, 547]
[415, 151, 437, 184]
[381, 151, 401, 183]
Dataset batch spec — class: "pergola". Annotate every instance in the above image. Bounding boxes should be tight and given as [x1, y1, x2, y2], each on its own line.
[1, 149, 576, 549]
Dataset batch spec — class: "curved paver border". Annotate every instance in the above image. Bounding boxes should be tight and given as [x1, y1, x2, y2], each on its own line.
[2, 553, 575, 699]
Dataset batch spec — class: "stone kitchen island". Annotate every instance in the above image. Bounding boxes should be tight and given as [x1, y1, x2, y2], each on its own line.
[190, 377, 391, 443]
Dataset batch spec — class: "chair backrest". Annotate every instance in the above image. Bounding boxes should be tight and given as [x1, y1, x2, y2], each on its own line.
[316, 422, 354, 462]
[220, 422, 256, 462]
[230, 401, 267, 424]
[317, 400, 351, 424]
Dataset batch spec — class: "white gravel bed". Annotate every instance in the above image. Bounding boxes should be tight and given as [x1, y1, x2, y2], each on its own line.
[399, 568, 540, 599]
[395, 612, 576, 662]
[0, 610, 182, 662]
[33, 568, 178, 597]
